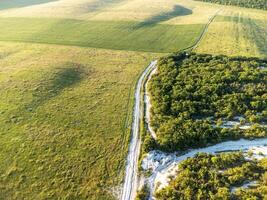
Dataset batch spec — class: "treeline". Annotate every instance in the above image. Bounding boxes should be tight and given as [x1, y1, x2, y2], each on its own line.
[147, 53, 267, 152]
[156, 152, 267, 199]
[195, 0, 267, 10]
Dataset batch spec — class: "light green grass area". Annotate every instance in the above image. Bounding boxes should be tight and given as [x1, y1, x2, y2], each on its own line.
[0, 42, 160, 200]
[0, 18, 204, 53]
[195, 8, 267, 57]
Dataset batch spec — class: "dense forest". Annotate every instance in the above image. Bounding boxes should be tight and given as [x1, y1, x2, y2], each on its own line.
[147, 53, 267, 152]
[195, 0, 267, 10]
[156, 152, 267, 200]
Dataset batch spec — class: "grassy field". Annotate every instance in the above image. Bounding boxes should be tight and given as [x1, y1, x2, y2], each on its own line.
[0, 18, 204, 53]
[195, 7, 267, 57]
[0, 41, 160, 199]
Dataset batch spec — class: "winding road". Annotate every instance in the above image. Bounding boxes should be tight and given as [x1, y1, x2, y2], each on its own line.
[121, 8, 221, 200]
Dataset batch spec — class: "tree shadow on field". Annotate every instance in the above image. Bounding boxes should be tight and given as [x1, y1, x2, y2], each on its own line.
[0, 0, 58, 11]
[26, 62, 88, 112]
[134, 5, 192, 29]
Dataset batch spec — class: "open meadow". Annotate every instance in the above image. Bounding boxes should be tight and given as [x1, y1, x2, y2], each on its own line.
[0, 41, 159, 199]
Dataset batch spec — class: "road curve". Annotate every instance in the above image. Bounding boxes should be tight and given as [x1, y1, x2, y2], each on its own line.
[121, 61, 157, 200]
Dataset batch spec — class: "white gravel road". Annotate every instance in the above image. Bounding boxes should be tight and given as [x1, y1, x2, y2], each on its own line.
[120, 60, 157, 200]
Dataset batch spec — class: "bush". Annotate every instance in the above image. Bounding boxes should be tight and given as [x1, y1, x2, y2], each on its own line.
[195, 0, 267, 10]
[136, 185, 150, 200]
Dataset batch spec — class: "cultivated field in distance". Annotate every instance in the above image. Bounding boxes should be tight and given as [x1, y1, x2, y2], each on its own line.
[195, 6, 267, 57]
[0, 0, 220, 53]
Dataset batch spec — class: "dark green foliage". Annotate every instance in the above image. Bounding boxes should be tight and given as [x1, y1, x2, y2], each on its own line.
[143, 134, 157, 153]
[155, 152, 266, 200]
[136, 185, 150, 200]
[195, 0, 267, 10]
[149, 53, 267, 151]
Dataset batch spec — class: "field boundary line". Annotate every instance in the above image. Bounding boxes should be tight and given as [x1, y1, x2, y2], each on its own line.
[187, 8, 222, 52]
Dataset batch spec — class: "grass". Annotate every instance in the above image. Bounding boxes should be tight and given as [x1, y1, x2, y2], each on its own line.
[90, 0, 220, 24]
[0, 41, 161, 200]
[0, 0, 219, 24]
[0, 17, 204, 53]
[195, 7, 267, 57]
[133, 5, 192, 28]
[0, 0, 125, 18]
[0, 0, 57, 10]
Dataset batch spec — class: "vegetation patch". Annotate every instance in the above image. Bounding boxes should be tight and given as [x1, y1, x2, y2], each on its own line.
[148, 52, 267, 152]
[156, 152, 267, 199]
[136, 184, 150, 200]
[195, 0, 267, 10]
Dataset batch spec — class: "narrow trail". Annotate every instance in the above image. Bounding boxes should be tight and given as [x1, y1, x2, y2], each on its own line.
[121, 61, 157, 200]
[120, 8, 221, 200]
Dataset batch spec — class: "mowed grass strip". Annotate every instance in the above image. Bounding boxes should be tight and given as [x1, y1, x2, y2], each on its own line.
[195, 9, 267, 57]
[0, 17, 204, 53]
[0, 42, 160, 200]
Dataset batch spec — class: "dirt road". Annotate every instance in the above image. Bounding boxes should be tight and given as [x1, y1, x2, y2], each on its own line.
[120, 61, 157, 200]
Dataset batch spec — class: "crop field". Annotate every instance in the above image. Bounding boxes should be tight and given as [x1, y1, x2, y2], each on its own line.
[0, 18, 204, 53]
[195, 7, 267, 57]
[0, 0, 222, 53]
[0, 41, 159, 199]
